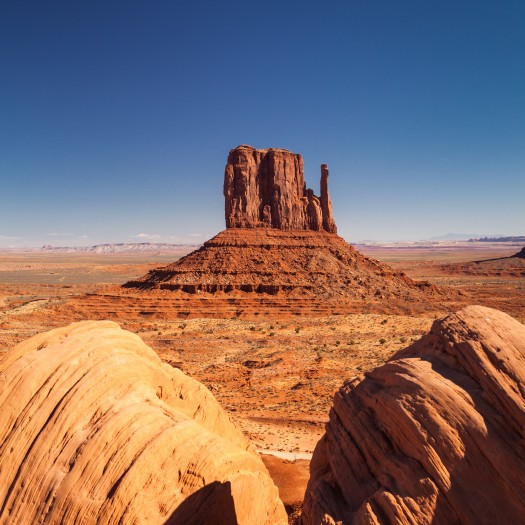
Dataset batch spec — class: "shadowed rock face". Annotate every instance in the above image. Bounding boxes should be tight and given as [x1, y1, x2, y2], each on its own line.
[303, 305, 525, 525]
[0, 321, 287, 525]
[224, 145, 337, 233]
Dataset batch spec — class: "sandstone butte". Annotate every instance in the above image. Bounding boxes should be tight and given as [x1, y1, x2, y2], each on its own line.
[124, 145, 453, 311]
[302, 305, 525, 525]
[224, 144, 336, 233]
[0, 321, 287, 525]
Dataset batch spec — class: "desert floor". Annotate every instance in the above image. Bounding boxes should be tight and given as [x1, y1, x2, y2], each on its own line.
[1, 242, 524, 516]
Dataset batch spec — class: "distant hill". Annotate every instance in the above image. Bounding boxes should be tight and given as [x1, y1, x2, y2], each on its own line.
[34, 243, 200, 254]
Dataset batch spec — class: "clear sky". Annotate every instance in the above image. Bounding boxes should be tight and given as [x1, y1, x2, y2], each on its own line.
[1, 0, 524, 247]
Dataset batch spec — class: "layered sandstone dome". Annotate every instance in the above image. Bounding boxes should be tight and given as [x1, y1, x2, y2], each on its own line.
[303, 305, 525, 525]
[0, 321, 286, 524]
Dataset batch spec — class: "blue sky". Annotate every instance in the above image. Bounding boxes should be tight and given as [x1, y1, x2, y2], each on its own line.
[1, 0, 524, 246]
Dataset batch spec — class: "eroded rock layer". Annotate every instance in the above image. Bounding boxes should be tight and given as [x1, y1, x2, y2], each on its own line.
[224, 145, 336, 233]
[0, 321, 287, 525]
[124, 228, 443, 303]
[303, 305, 525, 525]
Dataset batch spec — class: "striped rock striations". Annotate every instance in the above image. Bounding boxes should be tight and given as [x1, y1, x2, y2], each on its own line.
[224, 145, 336, 233]
[0, 321, 287, 524]
[125, 228, 442, 304]
[303, 305, 525, 525]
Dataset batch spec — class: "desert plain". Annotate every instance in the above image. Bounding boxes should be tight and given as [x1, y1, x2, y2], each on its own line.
[1, 239, 524, 520]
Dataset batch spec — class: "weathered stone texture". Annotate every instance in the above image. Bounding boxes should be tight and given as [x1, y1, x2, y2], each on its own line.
[0, 321, 287, 525]
[303, 305, 525, 525]
[224, 145, 337, 233]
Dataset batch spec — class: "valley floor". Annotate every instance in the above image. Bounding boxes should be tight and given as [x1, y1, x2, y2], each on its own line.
[1, 242, 524, 517]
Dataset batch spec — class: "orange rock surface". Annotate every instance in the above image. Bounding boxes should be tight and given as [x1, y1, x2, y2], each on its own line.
[0, 321, 286, 524]
[303, 305, 525, 524]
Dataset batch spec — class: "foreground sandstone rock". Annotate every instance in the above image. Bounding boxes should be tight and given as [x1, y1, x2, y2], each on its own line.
[0, 321, 287, 524]
[303, 305, 525, 525]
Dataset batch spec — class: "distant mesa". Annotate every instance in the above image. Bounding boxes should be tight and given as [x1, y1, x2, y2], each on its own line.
[0, 322, 287, 524]
[303, 305, 525, 524]
[468, 235, 525, 243]
[124, 145, 455, 310]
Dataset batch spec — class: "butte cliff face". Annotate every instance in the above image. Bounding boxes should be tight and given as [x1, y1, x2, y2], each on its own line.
[303, 305, 525, 525]
[0, 321, 286, 524]
[224, 145, 336, 233]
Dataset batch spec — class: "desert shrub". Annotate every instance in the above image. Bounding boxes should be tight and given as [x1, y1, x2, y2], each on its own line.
[269, 332, 275, 337]
[400, 337, 407, 343]
[379, 338, 386, 345]
[295, 327, 301, 333]
[380, 319, 388, 325]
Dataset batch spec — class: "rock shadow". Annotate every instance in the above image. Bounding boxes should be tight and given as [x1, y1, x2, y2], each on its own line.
[164, 481, 238, 525]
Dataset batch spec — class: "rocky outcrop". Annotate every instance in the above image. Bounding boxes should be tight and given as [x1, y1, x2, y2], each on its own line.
[303, 305, 525, 525]
[224, 145, 337, 233]
[0, 321, 287, 524]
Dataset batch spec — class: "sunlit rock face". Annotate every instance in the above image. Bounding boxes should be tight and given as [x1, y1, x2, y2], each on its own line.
[224, 144, 336, 233]
[0, 321, 287, 525]
[303, 305, 525, 525]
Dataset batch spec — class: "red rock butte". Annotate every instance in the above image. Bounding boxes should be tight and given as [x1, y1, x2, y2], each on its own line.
[224, 145, 336, 233]
[123, 145, 457, 315]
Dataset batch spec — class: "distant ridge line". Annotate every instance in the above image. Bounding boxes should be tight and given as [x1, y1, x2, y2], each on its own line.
[468, 236, 525, 243]
[30, 243, 201, 254]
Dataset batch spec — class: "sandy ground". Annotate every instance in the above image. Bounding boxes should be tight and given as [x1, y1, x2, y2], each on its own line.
[0, 243, 523, 519]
